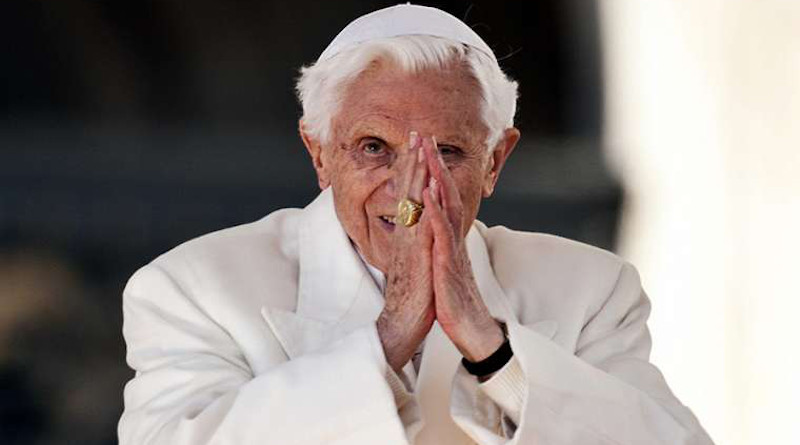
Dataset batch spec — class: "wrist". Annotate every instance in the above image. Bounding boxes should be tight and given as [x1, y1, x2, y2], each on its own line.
[461, 321, 512, 378]
[457, 318, 505, 362]
[377, 307, 433, 372]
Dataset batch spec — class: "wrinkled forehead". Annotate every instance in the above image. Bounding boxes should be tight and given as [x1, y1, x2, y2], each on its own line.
[346, 61, 481, 109]
[332, 61, 488, 144]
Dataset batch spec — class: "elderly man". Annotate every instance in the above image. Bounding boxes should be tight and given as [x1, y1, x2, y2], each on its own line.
[119, 4, 712, 444]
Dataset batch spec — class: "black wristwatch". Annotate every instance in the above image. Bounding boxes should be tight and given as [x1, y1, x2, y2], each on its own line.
[461, 322, 513, 378]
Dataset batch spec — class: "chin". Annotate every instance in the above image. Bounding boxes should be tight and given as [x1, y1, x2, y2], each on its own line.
[360, 241, 387, 272]
[366, 249, 388, 272]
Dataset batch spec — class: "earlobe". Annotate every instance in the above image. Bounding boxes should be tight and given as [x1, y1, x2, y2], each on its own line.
[299, 120, 330, 189]
[482, 128, 520, 198]
[482, 157, 497, 197]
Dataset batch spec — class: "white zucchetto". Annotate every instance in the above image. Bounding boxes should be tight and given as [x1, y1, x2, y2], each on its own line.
[317, 3, 497, 63]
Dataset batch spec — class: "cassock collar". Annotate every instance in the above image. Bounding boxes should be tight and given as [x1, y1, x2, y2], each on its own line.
[296, 187, 384, 324]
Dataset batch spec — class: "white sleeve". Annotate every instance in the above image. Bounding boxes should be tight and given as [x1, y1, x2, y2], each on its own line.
[450, 262, 714, 445]
[477, 356, 526, 424]
[118, 263, 410, 445]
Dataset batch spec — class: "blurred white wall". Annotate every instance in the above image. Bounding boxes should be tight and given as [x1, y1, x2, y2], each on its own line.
[599, 1, 800, 444]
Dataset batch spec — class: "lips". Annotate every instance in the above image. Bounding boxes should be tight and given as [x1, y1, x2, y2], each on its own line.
[377, 214, 396, 232]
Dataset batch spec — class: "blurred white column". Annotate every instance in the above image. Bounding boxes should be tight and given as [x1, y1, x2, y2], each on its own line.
[599, 1, 800, 444]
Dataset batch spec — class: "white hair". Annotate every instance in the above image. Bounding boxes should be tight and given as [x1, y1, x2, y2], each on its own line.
[295, 35, 518, 150]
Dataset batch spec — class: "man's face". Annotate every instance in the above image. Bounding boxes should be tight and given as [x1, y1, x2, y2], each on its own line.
[304, 61, 512, 273]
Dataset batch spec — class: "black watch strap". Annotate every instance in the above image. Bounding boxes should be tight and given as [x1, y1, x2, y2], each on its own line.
[461, 333, 513, 378]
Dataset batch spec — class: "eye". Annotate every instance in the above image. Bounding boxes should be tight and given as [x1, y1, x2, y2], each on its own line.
[438, 145, 462, 156]
[360, 138, 388, 156]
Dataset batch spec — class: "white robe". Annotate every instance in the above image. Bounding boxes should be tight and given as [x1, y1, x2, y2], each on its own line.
[118, 188, 713, 444]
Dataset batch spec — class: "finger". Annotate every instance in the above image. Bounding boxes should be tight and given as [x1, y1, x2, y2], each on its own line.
[423, 180, 455, 259]
[433, 136, 462, 213]
[415, 188, 434, 246]
[423, 137, 462, 229]
[397, 131, 420, 200]
[423, 136, 462, 212]
[423, 135, 444, 185]
[406, 135, 429, 204]
[394, 133, 424, 234]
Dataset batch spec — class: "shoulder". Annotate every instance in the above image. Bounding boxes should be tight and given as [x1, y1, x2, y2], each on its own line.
[475, 223, 635, 320]
[155, 207, 301, 270]
[478, 223, 625, 276]
[126, 206, 303, 310]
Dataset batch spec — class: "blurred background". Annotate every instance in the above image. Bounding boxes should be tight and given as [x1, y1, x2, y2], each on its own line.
[0, 1, 797, 444]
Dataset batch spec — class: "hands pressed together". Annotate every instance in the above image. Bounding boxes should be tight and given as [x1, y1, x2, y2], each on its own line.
[376, 132, 505, 374]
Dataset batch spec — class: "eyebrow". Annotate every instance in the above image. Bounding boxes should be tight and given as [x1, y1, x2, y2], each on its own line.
[435, 134, 479, 150]
[346, 118, 404, 143]
[345, 115, 481, 150]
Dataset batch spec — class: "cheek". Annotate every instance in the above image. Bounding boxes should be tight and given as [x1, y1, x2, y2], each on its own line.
[329, 155, 390, 230]
[331, 148, 389, 186]
[451, 169, 485, 214]
[450, 159, 488, 192]
[332, 176, 370, 220]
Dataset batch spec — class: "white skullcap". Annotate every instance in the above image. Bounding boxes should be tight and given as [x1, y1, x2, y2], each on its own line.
[317, 3, 497, 63]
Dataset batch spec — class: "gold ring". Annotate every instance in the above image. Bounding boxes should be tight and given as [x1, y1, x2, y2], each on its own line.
[397, 198, 424, 227]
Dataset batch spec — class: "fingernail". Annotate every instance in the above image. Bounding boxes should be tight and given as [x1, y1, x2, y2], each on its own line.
[409, 131, 418, 149]
[418, 138, 425, 163]
[431, 136, 443, 163]
[429, 176, 438, 190]
[431, 136, 442, 161]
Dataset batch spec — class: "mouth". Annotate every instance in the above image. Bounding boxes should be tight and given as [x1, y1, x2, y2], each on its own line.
[378, 215, 396, 231]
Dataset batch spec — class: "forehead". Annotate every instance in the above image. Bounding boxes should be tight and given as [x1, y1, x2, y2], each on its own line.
[333, 61, 487, 142]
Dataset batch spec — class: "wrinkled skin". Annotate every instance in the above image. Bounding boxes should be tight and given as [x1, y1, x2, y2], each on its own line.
[300, 60, 520, 371]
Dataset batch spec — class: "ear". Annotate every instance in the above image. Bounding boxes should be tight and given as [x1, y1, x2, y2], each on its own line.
[299, 119, 331, 190]
[482, 128, 520, 197]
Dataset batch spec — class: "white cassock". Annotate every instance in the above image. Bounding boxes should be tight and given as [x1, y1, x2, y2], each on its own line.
[118, 188, 713, 444]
